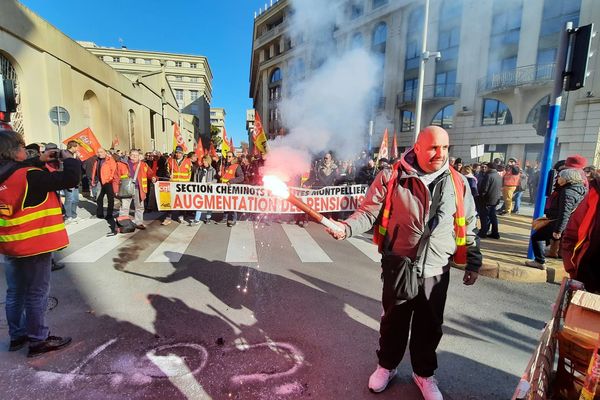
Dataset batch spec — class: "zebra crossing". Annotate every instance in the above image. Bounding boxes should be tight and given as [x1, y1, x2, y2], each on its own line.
[13, 218, 382, 266]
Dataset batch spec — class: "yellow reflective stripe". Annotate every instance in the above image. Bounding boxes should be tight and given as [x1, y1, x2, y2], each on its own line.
[456, 236, 466, 246]
[0, 207, 63, 227]
[383, 209, 390, 218]
[455, 216, 466, 226]
[120, 175, 128, 179]
[0, 223, 65, 242]
[378, 226, 387, 235]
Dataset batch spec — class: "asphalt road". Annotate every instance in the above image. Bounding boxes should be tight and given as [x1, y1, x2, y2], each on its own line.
[0, 209, 558, 399]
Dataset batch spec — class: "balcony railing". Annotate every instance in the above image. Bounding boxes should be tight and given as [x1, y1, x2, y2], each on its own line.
[477, 63, 555, 93]
[256, 22, 288, 47]
[397, 83, 462, 106]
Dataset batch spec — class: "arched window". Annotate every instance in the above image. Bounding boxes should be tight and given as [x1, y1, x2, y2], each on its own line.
[372, 22, 387, 53]
[405, 7, 424, 70]
[431, 104, 454, 129]
[270, 68, 282, 83]
[482, 98, 513, 126]
[526, 94, 568, 123]
[351, 32, 364, 49]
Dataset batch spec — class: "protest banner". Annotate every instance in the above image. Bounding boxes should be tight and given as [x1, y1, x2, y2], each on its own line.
[155, 182, 367, 213]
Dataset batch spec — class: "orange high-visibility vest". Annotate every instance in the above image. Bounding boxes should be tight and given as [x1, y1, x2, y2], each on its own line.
[373, 165, 467, 266]
[168, 158, 192, 182]
[0, 167, 69, 257]
[503, 172, 520, 187]
[221, 163, 239, 183]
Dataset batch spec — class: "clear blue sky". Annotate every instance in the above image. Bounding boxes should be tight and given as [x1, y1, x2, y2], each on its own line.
[20, 0, 267, 146]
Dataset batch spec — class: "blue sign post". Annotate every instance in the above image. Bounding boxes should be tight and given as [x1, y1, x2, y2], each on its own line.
[527, 22, 572, 260]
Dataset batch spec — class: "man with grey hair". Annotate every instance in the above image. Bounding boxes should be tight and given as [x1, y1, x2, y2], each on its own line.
[327, 126, 482, 399]
[0, 129, 81, 357]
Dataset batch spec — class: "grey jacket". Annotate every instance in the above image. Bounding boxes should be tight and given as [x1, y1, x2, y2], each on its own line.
[343, 149, 482, 278]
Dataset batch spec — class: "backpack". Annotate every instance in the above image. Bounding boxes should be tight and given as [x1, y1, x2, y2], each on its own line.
[116, 216, 136, 234]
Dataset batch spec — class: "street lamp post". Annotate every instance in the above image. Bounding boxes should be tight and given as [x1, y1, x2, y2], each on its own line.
[413, 0, 441, 142]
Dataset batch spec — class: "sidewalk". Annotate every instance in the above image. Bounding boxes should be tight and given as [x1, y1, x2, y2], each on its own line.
[471, 210, 568, 284]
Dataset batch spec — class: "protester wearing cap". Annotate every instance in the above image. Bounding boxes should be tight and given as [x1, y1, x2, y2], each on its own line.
[564, 154, 589, 188]
[162, 146, 192, 225]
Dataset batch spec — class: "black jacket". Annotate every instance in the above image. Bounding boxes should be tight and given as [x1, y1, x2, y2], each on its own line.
[546, 182, 587, 234]
[0, 158, 82, 208]
[478, 169, 502, 206]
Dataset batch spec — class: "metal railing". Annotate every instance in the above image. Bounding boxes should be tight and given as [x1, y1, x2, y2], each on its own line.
[397, 83, 462, 106]
[477, 63, 555, 93]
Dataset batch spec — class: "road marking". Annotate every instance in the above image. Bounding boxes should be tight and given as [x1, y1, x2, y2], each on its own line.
[69, 338, 117, 375]
[282, 224, 332, 263]
[145, 222, 201, 263]
[347, 235, 381, 262]
[60, 230, 140, 263]
[225, 221, 258, 263]
[230, 341, 304, 385]
[66, 218, 104, 236]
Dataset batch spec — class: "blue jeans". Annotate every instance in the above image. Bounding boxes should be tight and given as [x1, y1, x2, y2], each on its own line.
[4, 253, 52, 341]
[194, 211, 212, 222]
[512, 190, 523, 213]
[64, 187, 79, 218]
[479, 204, 499, 237]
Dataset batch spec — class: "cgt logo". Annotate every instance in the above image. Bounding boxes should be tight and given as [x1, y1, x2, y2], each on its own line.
[158, 182, 170, 193]
[0, 203, 13, 216]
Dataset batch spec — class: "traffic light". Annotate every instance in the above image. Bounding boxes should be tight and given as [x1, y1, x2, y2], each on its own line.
[0, 75, 17, 115]
[566, 24, 594, 91]
[534, 104, 549, 136]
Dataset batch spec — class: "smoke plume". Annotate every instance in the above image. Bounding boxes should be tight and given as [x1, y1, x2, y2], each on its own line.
[262, 0, 380, 182]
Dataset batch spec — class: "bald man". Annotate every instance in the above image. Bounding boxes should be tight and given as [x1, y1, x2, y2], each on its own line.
[328, 126, 481, 399]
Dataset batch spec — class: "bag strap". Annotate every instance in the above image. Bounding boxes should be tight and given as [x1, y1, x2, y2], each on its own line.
[413, 172, 447, 275]
[133, 161, 141, 181]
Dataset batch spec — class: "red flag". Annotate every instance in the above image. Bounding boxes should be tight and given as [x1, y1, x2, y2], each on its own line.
[229, 137, 235, 154]
[195, 136, 205, 159]
[173, 123, 188, 152]
[251, 112, 268, 154]
[376, 128, 389, 162]
[391, 131, 398, 160]
[111, 136, 120, 149]
[62, 127, 102, 161]
[209, 142, 217, 158]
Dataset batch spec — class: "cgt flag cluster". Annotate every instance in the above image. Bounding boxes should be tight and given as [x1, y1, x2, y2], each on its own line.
[252, 112, 269, 155]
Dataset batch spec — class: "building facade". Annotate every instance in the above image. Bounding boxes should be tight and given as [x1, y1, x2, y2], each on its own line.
[80, 41, 213, 143]
[249, 0, 600, 166]
[0, 1, 197, 153]
[210, 107, 226, 133]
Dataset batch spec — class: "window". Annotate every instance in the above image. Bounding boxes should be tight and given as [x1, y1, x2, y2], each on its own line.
[482, 99, 512, 125]
[403, 79, 418, 102]
[269, 86, 281, 101]
[540, 0, 581, 36]
[350, 3, 363, 19]
[190, 63, 197, 68]
[372, 22, 387, 54]
[351, 32, 364, 49]
[405, 7, 424, 71]
[190, 90, 199, 101]
[434, 70, 457, 97]
[401, 110, 415, 132]
[270, 68, 282, 83]
[526, 95, 567, 122]
[175, 89, 184, 101]
[490, 0, 522, 47]
[373, 0, 388, 9]
[114, 57, 120, 63]
[176, 76, 183, 81]
[405, 40, 420, 70]
[437, 27, 460, 60]
[190, 77, 199, 83]
[129, 58, 136, 63]
[175, 61, 182, 67]
[145, 59, 151, 65]
[431, 104, 454, 129]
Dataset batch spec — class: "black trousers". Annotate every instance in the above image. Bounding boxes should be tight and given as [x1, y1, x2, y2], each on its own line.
[96, 183, 115, 219]
[378, 266, 450, 377]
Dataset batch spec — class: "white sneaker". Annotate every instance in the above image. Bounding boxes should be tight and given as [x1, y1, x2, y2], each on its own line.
[412, 373, 443, 400]
[368, 365, 397, 393]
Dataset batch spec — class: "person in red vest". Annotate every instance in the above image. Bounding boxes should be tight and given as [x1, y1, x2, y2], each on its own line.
[0, 129, 81, 357]
[116, 149, 155, 230]
[562, 173, 600, 292]
[162, 146, 192, 225]
[498, 158, 520, 215]
[326, 126, 482, 399]
[90, 148, 117, 222]
[221, 151, 244, 227]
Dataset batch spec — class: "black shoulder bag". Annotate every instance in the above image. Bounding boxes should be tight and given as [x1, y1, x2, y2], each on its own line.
[381, 177, 444, 305]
